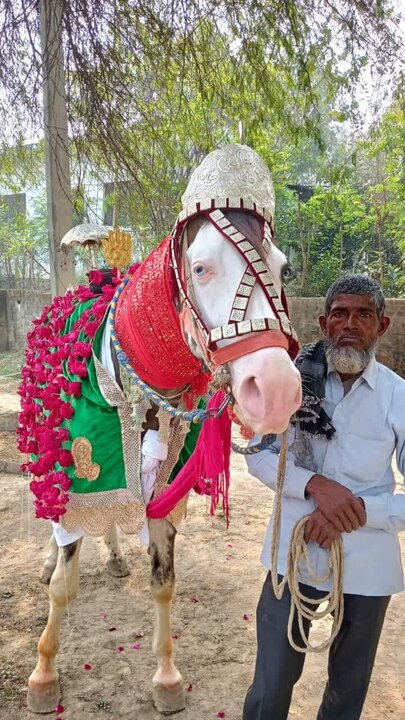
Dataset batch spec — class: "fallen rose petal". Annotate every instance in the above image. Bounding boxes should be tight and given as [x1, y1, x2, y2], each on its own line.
[227, 543, 233, 547]
[171, 634, 179, 640]
[55, 716, 64, 720]
[243, 614, 250, 621]
[191, 596, 199, 604]
[216, 713, 225, 718]
[108, 626, 117, 632]
[55, 706, 64, 714]
[132, 642, 141, 650]
[117, 646, 125, 652]
[82, 663, 92, 670]
[187, 684, 193, 692]
[135, 631, 144, 638]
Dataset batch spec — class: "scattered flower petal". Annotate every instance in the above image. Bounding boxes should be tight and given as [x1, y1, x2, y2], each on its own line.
[132, 643, 141, 650]
[55, 706, 64, 714]
[243, 614, 250, 621]
[134, 631, 144, 639]
[171, 634, 179, 640]
[227, 543, 233, 547]
[187, 684, 193, 692]
[216, 713, 225, 718]
[82, 663, 92, 670]
[117, 646, 125, 652]
[191, 596, 199, 604]
[108, 626, 117, 632]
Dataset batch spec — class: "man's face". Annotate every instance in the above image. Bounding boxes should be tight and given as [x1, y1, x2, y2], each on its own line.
[319, 295, 390, 362]
[319, 293, 390, 350]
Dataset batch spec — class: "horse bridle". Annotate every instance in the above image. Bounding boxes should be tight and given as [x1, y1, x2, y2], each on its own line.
[170, 209, 299, 371]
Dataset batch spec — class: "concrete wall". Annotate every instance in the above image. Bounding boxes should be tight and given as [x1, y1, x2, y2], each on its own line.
[288, 297, 405, 378]
[2, 290, 405, 378]
[5, 290, 50, 352]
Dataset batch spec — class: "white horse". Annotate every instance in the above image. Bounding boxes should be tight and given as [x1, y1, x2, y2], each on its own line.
[21, 144, 302, 714]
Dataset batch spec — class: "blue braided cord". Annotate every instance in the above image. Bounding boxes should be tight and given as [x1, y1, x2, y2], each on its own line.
[231, 433, 277, 455]
[108, 278, 211, 424]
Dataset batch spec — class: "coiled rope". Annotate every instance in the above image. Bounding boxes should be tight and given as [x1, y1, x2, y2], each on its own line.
[270, 431, 344, 652]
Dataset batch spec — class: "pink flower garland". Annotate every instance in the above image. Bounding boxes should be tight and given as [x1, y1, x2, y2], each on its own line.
[17, 273, 120, 522]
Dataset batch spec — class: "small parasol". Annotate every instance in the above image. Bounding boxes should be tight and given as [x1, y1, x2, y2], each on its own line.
[60, 223, 132, 274]
[60, 223, 113, 248]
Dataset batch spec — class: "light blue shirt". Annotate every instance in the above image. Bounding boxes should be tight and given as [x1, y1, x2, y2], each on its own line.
[247, 356, 405, 595]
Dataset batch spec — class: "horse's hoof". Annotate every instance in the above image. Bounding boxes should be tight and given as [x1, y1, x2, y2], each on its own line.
[106, 556, 130, 578]
[153, 682, 186, 715]
[27, 679, 61, 713]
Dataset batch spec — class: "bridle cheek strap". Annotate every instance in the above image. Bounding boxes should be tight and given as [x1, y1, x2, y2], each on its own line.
[210, 330, 288, 369]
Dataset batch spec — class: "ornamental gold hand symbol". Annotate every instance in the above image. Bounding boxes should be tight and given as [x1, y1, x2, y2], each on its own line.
[101, 227, 132, 269]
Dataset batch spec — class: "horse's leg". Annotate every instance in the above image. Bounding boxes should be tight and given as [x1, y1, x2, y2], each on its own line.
[149, 518, 185, 714]
[40, 532, 59, 585]
[27, 539, 82, 713]
[104, 522, 130, 577]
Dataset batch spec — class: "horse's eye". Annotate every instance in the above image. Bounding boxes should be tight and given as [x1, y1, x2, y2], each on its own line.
[193, 264, 207, 277]
[282, 264, 294, 282]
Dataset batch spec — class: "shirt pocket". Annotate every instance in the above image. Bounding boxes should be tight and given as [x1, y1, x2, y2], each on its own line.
[340, 432, 394, 485]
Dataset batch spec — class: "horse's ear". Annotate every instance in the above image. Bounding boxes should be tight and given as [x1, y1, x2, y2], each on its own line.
[183, 217, 208, 246]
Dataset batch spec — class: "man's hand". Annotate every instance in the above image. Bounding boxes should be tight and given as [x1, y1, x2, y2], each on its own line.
[304, 509, 341, 549]
[305, 474, 366, 533]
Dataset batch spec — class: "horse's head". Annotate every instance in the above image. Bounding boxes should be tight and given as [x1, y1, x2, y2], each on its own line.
[172, 144, 302, 435]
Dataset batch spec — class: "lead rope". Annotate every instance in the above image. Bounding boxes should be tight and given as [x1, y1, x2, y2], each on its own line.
[270, 431, 344, 652]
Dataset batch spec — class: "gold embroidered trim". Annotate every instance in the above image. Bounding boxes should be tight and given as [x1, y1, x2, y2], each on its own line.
[154, 418, 189, 499]
[62, 502, 145, 536]
[71, 437, 100, 481]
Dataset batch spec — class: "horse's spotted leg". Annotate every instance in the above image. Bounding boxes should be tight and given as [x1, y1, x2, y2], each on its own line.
[104, 522, 130, 577]
[149, 518, 185, 715]
[27, 539, 82, 713]
[40, 532, 59, 585]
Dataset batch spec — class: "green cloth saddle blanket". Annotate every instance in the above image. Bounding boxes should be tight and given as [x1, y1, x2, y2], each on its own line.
[58, 298, 202, 535]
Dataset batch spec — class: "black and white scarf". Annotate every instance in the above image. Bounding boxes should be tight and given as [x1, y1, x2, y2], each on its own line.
[293, 340, 335, 440]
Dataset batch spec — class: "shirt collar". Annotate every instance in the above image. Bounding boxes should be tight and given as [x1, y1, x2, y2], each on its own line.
[327, 354, 377, 390]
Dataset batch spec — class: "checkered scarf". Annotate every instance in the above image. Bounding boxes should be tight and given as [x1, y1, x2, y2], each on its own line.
[293, 340, 335, 440]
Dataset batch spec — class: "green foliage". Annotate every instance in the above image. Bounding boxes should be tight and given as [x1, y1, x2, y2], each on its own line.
[0, 192, 49, 289]
[0, 3, 403, 295]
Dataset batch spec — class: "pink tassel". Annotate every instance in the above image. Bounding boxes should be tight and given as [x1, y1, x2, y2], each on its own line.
[146, 391, 232, 525]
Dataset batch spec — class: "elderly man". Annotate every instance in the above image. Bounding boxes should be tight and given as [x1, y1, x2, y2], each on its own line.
[243, 275, 405, 720]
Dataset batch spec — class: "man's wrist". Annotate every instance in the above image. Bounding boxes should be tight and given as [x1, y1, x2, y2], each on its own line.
[305, 474, 323, 499]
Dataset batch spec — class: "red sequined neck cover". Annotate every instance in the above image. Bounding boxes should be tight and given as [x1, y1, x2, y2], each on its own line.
[114, 236, 209, 393]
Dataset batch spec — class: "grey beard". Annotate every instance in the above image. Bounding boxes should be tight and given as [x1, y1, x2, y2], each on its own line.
[324, 339, 376, 375]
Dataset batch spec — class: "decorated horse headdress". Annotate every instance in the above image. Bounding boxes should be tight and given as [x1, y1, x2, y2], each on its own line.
[172, 143, 298, 367]
[114, 143, 298, 407]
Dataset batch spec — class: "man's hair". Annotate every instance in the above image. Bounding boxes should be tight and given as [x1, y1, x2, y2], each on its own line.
[325, 274, 385, 318]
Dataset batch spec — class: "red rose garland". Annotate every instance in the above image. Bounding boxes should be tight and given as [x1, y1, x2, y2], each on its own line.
[17, 273, 120, 521]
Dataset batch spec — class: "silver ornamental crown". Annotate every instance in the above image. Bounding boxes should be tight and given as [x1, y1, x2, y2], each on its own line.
[178, 143, 275, 224]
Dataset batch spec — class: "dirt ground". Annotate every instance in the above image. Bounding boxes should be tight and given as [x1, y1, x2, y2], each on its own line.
[0, 452, 404, 720]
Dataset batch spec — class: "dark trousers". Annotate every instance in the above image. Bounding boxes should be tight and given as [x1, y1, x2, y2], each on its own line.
[243, 572, 390, 720]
